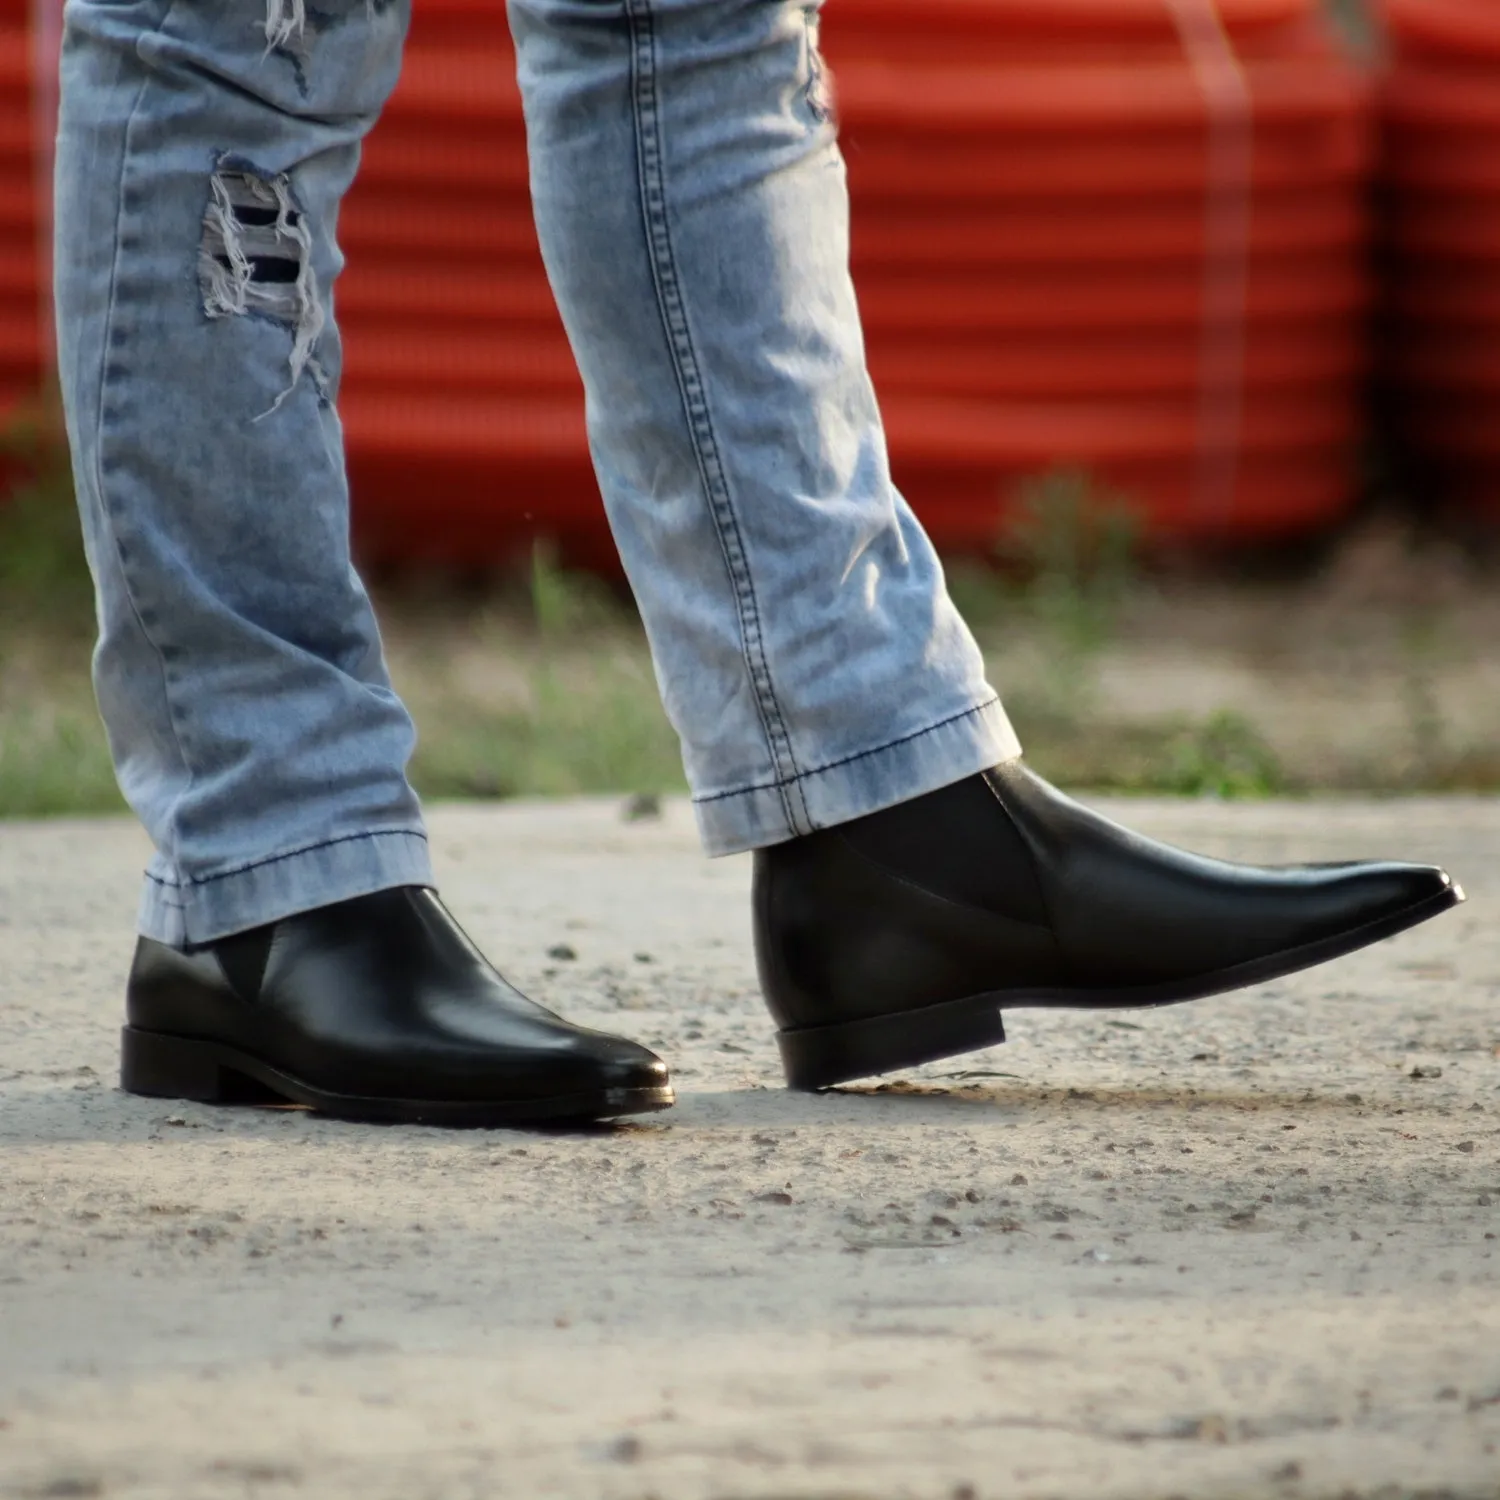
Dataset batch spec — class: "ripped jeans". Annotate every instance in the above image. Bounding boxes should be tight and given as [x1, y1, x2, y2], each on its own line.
[53, 0, 1019, 945]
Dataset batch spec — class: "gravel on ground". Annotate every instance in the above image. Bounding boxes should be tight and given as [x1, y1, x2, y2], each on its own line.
[2, 796, 1497, 1500]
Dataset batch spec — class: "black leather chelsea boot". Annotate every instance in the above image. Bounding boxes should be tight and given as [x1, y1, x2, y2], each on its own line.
[122, 886, 673, 1125]
[754, 761, 1463, 1091]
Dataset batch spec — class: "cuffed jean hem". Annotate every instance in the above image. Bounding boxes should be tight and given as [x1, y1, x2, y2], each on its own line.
[692, 697, 1023, 857]
[137, 828, 435, 946]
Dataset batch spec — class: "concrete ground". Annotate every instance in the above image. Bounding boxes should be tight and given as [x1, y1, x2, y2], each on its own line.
[1, 796, 1497, 1500]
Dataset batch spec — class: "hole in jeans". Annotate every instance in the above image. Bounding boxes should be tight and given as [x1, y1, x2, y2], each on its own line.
[804, 8, 835, 124]
[198, 159, 326, 415]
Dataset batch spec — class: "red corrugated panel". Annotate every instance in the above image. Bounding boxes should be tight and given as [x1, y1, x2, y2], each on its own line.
[332, 0, 1375, 560]
[1378, 0, 1500, 520]
[0, 18, 39, 437]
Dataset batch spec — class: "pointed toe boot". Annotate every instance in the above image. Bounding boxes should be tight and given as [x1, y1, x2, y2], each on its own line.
[121, 887, 674, 1125]
[755, 762, 1463, 1091]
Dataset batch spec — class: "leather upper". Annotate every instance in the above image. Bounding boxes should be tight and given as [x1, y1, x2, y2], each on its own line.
[127, 887, 669, 1103]
[988, 762, 1449, 981]
[754, 761, 1455, 1030]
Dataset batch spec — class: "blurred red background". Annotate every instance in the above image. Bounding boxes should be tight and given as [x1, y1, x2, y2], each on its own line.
[4, 0, 1498, 563]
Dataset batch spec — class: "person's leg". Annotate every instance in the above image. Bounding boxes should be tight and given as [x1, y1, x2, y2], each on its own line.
[55, 0, 429, 946]
[509, 0, 1461, 1090]
[509, 0, 1020, 855]
[56, 0, 670, 1123]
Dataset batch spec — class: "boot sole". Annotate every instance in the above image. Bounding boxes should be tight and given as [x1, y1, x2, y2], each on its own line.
[777, 878, 1465, 1091]
[120, 1027, 675, 1126]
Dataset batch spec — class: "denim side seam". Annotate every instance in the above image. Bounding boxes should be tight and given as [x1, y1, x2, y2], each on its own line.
[92, 0, 198, 881]
[621, 0, 811, 839]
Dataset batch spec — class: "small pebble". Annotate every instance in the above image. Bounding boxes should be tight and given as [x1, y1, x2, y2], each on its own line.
[607, 1434, 641, 1462]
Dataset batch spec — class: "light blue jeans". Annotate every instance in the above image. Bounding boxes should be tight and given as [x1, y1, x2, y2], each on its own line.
[54, 0, 1020, 946]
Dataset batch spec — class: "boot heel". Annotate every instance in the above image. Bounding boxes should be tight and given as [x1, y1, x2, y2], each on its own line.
[776, 996, 1007, 1092]
[120, 1026, 269, 1103]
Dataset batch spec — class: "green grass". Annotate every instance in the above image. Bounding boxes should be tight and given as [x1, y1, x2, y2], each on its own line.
[404, 654, 685, 804]
[945, 471, 1286, 799]
[0, 708, 124, 818]
[0, 401, 687, 815]
[0, 394, 95, 623]
[948, 469, 1144, 728]
[1, 407, 1494, 819]
[1018, 710, 1284, 800]
[397, 545, 686, 802]
[0, 397, 119, 816]
[405, 682, 685, 803]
